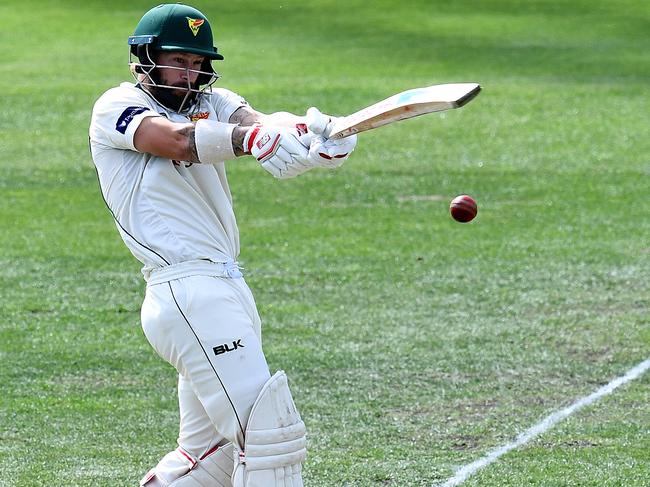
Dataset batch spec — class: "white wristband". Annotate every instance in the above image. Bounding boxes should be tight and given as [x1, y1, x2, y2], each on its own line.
[195, 119, 237, 163]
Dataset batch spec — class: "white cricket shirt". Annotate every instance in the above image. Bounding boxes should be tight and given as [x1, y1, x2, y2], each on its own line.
[89, 82, 247, 279]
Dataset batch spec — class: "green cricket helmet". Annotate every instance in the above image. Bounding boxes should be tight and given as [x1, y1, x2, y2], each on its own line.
[128, 3, 223, 60]
[128, 3, 222, 112]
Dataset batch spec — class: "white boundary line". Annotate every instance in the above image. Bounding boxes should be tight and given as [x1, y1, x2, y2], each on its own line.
[435, 358, 650, 487]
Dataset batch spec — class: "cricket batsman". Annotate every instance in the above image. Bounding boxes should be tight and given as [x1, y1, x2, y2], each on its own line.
[88, 4, 357, 486]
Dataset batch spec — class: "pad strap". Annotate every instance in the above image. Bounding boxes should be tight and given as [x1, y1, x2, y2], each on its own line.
[242, 422, 307, 470]
[232, 371, 307, 487]
[140, 443, 234, 487]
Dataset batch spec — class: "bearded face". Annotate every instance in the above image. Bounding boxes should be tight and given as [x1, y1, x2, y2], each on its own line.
[132, 47, 218, 112]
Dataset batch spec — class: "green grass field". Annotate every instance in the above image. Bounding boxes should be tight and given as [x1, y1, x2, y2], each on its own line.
[1, 1, 649, 486]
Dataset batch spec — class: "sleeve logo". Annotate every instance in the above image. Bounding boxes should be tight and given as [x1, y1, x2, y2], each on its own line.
[116, 106, 149, 134]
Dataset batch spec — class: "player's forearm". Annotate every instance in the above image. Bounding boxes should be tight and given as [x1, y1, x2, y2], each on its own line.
[231, 126, 249, 157]
[135, 116, 241, 163]
[134, 117, 200, 163]
[151, 123, 199, 163]
[178, 125, 200, 162]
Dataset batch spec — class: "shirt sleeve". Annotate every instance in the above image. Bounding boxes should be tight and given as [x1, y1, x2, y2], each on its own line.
[89, 86, 161, 151]
[208, 88, 249, 123]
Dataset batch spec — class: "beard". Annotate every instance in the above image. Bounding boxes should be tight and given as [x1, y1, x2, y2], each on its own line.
[139, 65, 199, 112]
[147, 84, 198, 113]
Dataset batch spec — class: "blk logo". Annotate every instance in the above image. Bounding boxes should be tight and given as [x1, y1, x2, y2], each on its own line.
[213, 339, 244, 356]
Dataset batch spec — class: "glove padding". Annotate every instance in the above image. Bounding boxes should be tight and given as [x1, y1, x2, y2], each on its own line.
[244, 124, 313, 179]
[306, 107, 357, 169]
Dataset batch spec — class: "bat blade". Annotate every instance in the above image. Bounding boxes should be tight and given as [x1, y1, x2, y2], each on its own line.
[328, 83, 481, 139]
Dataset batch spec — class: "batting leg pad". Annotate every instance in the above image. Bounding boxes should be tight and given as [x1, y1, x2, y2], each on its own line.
[140, 443, 234, 487]
[232, 371, 307, 487]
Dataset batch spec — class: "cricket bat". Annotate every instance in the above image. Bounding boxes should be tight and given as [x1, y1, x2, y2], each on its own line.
[327, 83, 481, 139]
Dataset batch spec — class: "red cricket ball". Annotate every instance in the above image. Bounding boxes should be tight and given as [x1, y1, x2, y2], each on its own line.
[450, 195, 478, 223]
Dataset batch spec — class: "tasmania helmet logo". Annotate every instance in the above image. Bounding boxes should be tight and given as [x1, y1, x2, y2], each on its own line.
[187, 17, 205, 36]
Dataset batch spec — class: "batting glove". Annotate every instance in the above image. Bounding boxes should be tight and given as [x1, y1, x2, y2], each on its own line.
[305, 107, 357, 169]
[243, 124, 313, 179]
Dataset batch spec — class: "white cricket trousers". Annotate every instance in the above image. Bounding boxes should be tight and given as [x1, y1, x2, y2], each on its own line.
[140, 260, 271, 484]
